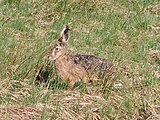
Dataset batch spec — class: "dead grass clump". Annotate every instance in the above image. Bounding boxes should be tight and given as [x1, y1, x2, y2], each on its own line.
[49, 91, 107, 119]
[0, 104, 44, 120]
[148, 49, 160, 63]
[0, 78, 32, 103]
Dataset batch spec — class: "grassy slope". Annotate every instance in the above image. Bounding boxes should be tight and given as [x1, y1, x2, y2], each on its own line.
[0, 0, 160, 119]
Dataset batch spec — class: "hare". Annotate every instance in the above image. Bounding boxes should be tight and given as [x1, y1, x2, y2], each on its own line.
[48, 25, 115, 87]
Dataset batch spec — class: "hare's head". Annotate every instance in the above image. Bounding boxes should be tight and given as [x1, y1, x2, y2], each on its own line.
[48, 25, 70, 61]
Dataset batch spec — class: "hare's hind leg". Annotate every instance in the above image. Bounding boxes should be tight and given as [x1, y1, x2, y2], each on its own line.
[64, 76, 77, 89]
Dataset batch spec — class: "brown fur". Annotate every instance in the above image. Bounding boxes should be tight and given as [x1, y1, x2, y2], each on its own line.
[48, 25, 114, 87]
[54, 53, 87, 86]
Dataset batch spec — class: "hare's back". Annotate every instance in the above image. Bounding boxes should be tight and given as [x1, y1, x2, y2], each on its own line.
[72, 54, 112, 76]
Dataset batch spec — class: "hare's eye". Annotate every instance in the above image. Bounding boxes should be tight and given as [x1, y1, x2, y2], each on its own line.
[55, 47, 59, 51]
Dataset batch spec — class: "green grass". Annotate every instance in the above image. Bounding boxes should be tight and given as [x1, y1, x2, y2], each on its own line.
[0, 0, 160, 119]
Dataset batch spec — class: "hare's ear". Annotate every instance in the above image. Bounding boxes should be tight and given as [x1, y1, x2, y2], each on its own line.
[58, 25, 70, 43]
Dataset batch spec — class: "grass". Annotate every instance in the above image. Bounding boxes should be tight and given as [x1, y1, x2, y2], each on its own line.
[0, 0, 160, 119]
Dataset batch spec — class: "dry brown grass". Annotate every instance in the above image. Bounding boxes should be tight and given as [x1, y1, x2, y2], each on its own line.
[0, 78, 160, 119]
[0, 104, 44, 120]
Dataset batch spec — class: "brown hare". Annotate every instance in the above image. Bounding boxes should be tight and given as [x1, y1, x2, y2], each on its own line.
[48, 25, 115, 87]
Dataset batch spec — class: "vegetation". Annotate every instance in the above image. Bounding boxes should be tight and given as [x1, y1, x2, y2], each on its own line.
[0, 0, 159, 119]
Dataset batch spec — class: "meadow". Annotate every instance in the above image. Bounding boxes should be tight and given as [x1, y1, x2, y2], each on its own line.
[0, 0, 160, 119]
